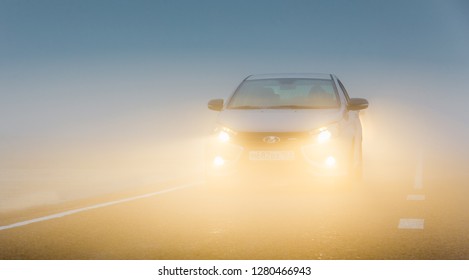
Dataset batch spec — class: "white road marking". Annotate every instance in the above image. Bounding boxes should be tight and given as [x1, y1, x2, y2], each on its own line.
[398, 218, 425, 229]
[414, 149, 424, 189]
[0, 181, 203, 232]
[406, 194, 426, 201]
[398, 150, 426, 229]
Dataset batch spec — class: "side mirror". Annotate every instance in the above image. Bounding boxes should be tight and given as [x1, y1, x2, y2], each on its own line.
[208, 99, 224, 111]
[347, 98, 369, 111]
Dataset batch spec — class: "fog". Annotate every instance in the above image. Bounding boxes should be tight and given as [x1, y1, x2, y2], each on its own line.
[1, 57, 468, 211]
[1, 0, 468, 212]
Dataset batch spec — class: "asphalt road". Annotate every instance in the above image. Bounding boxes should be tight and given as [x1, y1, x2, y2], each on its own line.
[1, 148, 469, 260]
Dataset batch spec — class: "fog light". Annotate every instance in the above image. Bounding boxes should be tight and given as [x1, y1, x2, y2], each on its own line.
[325, 156, 336, 167]
[213, 156, 225, 167]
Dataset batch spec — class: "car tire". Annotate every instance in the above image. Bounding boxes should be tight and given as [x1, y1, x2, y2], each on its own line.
[343, 140, 363, 190]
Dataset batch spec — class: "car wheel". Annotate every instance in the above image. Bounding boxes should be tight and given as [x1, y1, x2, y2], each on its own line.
[343, 139, 362, 189]
[351, 141, 363, 182]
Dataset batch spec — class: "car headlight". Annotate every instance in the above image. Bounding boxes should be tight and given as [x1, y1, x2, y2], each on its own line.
[218, 131, 230, 142]
[311, 123, 339, 144]
[214, 126, 237, 143]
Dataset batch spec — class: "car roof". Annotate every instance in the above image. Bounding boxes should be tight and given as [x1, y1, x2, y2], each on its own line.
[246, 73, 333, 80]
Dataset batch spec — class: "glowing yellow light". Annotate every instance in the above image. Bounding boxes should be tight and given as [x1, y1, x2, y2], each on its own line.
[218, 131, 230, 142]
[317, 129, 332, 143]
[213, 156, 225, 167]
[325, 156, 336, 167]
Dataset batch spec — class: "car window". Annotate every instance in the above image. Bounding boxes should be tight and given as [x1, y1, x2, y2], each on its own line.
[228, 78, 339, 109]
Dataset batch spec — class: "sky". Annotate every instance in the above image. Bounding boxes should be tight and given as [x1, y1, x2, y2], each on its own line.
[1, 1, 468, 64]
[0, 0, 468, 170]
[1, 0, 468, 63]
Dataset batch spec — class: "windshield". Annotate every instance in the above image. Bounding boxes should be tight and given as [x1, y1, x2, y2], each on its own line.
[227, 78, 339, 109]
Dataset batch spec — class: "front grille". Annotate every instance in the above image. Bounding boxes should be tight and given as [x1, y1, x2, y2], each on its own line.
[233, 132, 311, 149]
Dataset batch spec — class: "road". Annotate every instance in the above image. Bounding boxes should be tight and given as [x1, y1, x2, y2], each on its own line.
[1, 147, 469, 260]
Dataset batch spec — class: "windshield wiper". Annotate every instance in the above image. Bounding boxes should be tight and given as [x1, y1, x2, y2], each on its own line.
[229, 105, 327, 109]
[229, 105, 264, 109]
[263, 105, 317, 109]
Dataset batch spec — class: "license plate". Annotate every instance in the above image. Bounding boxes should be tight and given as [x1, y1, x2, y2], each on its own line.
[249, 151, 295, 161]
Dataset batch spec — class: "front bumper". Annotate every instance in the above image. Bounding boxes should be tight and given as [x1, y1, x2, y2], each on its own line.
[206, 131, 351, 178]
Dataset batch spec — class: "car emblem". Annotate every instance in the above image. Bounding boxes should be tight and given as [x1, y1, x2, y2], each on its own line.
[263, 136, 280, 144]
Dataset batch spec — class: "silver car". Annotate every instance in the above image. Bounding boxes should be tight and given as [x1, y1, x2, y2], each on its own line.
[206, 73, 368, 185]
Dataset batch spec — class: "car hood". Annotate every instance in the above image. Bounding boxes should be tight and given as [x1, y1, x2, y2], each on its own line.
[217, 109, 343, 132]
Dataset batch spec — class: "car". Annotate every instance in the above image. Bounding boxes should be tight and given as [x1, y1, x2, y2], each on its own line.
[206, 73, 368, 187]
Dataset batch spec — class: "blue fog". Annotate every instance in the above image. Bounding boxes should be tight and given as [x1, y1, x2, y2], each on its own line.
[1, 0, 468, 155]
[0, 1, 468, 208]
